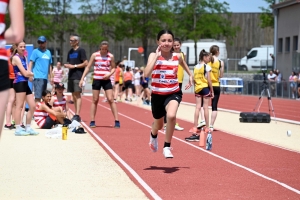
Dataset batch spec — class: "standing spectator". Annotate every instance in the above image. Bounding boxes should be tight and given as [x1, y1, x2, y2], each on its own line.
[275, 69, 282, 96]
[267, 70, 277, 97]
[52, 61, 64, 94]
[28, 36, 53, 103]
[133, 67, 141, 98]
[0, 0, 25, 137]
[297, 72, 300, 100]
[289, 71, 297, 99]
[64, 34, 88, 122]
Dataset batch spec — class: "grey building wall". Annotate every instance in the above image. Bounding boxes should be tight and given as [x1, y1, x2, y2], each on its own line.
[276, 2, 300, 80]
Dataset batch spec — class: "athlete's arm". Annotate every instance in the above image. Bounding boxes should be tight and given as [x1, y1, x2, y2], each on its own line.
[5, 0, 24, 43]
[12, 56, 33, 77]
[80, 53, 95, 84]
[219, 60, 224, 78]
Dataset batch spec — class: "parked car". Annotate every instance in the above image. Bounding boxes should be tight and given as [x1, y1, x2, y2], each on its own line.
[238, 45, 274, 71]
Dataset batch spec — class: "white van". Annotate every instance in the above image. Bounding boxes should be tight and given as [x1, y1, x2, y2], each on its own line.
[180, 39, 227, 67]
[238, 45, 274, 71]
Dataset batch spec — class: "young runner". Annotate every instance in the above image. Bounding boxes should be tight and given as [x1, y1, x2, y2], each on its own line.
[146, 30, 193, 158]
[11, 41, 38, 136]
[34, 90, 66, 129]
[185, 50, 214, 148]
[79, 41, 120, 128]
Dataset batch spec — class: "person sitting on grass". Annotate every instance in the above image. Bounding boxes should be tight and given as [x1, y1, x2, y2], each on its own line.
[34, 90, 66, 129]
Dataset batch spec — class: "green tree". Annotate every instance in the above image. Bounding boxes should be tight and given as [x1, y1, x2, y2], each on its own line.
[105, 0, 174, 64]
[259, 0, 285, 28]
[172, 0, 239, 65]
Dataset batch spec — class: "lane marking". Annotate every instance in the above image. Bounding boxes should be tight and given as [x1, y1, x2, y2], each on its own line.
[81, 98, 300, 195]
[69, 109, 162, 200]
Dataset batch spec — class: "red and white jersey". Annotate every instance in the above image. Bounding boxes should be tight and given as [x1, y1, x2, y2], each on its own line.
[52, 95, 66, 111]
[34, 102, 49, 128]
[151, 53, 180, 95]
[93, 52, 112, 80]
[53, 68, 63, 83]
[0, 0, 9, 60]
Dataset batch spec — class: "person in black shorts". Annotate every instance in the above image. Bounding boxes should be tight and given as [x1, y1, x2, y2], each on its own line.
[64, 34, 88, 122]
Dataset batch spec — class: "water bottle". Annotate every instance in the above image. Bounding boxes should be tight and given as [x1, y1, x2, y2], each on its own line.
[62, 124, 68, 140]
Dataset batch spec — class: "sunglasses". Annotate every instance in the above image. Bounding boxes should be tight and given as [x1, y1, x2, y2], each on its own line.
[70, 39, 77, 42]
[38, 41, 45, 44]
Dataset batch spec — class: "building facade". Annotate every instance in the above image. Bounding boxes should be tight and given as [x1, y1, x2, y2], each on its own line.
[273, 0, 300, 79]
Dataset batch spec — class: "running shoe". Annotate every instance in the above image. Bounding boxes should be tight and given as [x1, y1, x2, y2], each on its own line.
[26, 127, 39, 135]
[163, 147, 173, 158]
[185, 134, 200, 142]
[15, 128, 30, 136]
[4, 124, 15, 130]
[90, 121, 96, 128]
[114, 121, 120, 128]
[197, 120, 206, 129]
[102, 98, 108, 102]
[206, 132, 212, 150]
[68, 100, 74, 104]
[149, 134, 158, 152]
[189, 127, 199, 134]
[174, 123, 184, 131]
[72, 115, 81, 122]
[209, 125, 214, 132]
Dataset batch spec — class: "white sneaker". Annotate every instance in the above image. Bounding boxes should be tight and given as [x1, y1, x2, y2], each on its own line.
[174, 123, 184, 131]
[149, 134, 158, 152]
[209, 125, 214, 132]
[197, 120, 206, 129]
[163, 147, 173, 158]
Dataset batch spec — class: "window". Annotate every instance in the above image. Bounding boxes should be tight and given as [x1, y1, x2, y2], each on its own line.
[278, 38, 283, 52]
[293, 36, 298, 51]
[247, 50, 257, 59]
[285, 37, 290, 52]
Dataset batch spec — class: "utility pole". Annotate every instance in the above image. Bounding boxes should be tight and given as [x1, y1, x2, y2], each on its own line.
[273, 0, 279, 70]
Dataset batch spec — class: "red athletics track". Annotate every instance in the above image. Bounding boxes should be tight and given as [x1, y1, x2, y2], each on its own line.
[181, 93, 300, 122]
[69, 96, 300, 200]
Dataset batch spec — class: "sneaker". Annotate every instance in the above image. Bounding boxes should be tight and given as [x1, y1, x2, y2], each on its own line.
[72, 115, 81, 122]
[206, 132, 212, 150]
[68, 100, 74, 104]
[114, 121, 120, 128]
[4, 124, 14, 130]
[197, 120, 206, 129]
[174, 123, 184, 131]
[26, 127, 39, 135]
[90, 121, 96, 128]
[149, 134, 158, 152]
[189, 127, 199, 134]
[163, 147, 173, 158]
[209, 125, 214, 132]
[185, 134, 200, 142]
[15, 128, 30, 136]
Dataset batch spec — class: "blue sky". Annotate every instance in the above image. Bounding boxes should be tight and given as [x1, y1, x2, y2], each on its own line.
[73, 0, 270, 13]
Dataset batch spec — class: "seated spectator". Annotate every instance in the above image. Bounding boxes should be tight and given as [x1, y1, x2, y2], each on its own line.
[34, 90, 66, 129]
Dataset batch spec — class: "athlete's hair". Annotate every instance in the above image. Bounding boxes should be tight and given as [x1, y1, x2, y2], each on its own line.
[126, 66, 130, 71]
[156, 30, 174, 41]
[210, 45, 220, 63]
[174, 37, 182, 44]
[115, 60, 121, 66]
[10, 40, 25, 63]
[199, 49, 210, 61]
[42, 90, 51, 99]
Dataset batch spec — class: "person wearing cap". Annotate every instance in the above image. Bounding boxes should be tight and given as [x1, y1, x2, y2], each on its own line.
[28, 36, 53, 103]
[64, 34, 88, 122]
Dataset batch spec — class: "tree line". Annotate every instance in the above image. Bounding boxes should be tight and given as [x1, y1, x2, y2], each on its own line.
[6, 0, 274, 64]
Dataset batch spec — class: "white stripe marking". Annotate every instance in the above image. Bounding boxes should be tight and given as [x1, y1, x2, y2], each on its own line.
[82, 98, 300, 195]
[69, 109, 162, 200]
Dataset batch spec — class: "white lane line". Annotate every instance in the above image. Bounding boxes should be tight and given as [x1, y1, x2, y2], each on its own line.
[82, 99, 300, 195]
[69, 109, 162, 200]
[181, 101, 300, 125]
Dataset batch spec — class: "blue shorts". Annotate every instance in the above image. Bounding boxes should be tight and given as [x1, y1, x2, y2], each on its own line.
[33, 78, 48, 99]
[195, 87, 211, 97]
